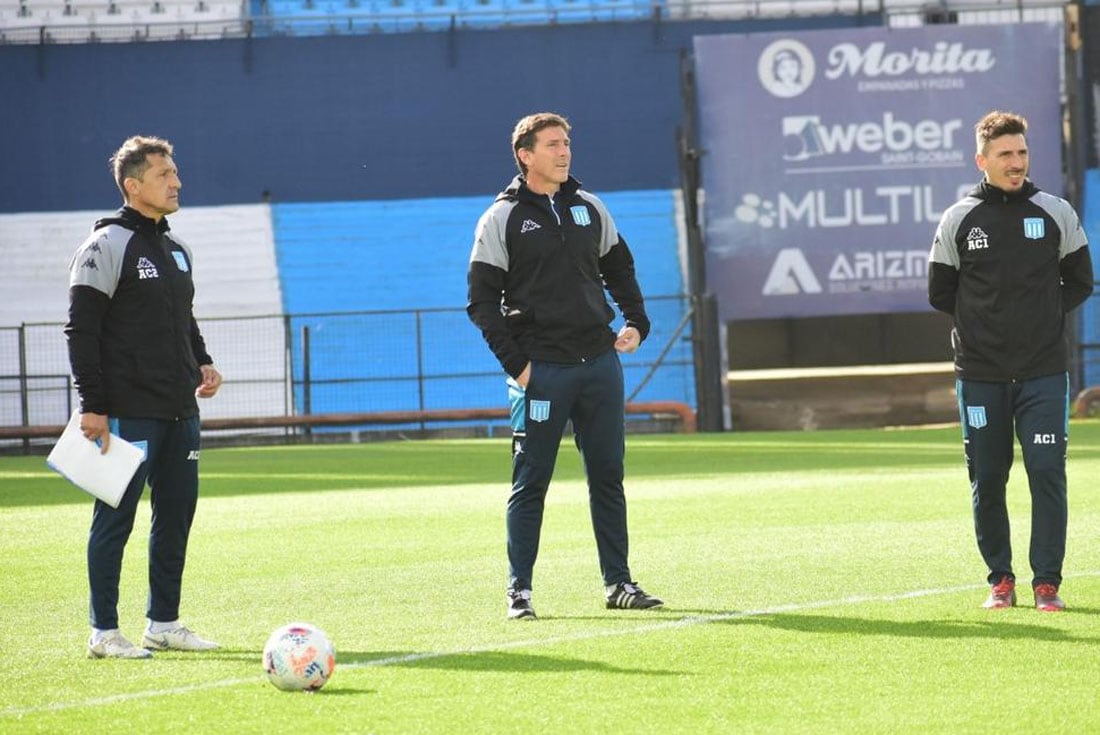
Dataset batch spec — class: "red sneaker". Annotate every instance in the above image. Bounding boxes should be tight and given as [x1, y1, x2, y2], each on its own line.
[1034, 583, 1065, 612]
[982, 576, 1016, 609]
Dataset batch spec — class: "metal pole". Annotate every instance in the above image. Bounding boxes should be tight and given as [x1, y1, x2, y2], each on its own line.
[283, 314, 293, 420]
[415, 310, 426, 433]
[678, 49, 726, 431]
[301, 324, 312, 439]
[18, 324, 30, 455]
[1064, 1, 1088, 393]
[696, 294, 725, 432]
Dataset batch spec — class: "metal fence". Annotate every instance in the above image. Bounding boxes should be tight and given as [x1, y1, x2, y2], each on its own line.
[0, 295, 697, 442]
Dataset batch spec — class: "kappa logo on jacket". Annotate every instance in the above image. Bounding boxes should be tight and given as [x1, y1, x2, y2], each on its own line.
[520, 219, 541, 234]
[136, 257, 159, 279]
[965, 227, 989, 251]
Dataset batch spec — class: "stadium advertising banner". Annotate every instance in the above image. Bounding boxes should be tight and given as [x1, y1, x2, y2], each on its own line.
[693, 23, 1062, 320]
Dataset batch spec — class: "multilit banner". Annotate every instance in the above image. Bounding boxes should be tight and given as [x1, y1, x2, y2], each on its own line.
[694, 22, 1062, 320]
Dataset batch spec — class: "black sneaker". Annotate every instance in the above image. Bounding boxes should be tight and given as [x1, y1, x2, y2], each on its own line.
[606, 582, 664, 610]
[507, 588, 537, 620]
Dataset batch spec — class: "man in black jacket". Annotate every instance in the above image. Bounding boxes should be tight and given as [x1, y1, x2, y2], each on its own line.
[929, 111, 1093, 612]
[66, 136, 223, 657]
[467, 112, 664, 619]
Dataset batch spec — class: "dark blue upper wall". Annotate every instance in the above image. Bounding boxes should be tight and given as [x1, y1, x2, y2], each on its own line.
[1, 15, 868, 213]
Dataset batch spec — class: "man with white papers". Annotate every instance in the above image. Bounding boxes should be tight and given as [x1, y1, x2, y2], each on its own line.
[48, 411, 144, 509]
[65, 136, 223, 659]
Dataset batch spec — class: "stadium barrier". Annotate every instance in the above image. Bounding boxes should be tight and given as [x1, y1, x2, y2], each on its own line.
[0, 400, 696, 445]
[1, 297, 696, 447]
[728, 364, 1100, 430]
[197, 401, 696, 432]
[727, 362, 958, 431]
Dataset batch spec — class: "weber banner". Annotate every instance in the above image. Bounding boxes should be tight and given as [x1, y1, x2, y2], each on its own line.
[694, 22, 1062, 320]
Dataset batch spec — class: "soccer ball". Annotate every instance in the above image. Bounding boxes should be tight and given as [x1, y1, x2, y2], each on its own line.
[262, 622, 336, 692]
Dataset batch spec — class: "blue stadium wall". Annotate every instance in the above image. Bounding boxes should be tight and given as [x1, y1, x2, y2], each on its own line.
[4, 13, 1098, 401]
[0, 16, 865, 212]
[273, 190, 690, 415]
[2, 15, 872, 422]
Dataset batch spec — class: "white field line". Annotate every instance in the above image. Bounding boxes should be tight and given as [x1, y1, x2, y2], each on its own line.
[5, 573, 1098, 718]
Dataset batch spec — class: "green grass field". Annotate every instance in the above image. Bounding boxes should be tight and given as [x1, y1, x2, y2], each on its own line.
[2, 423, 1099, 734]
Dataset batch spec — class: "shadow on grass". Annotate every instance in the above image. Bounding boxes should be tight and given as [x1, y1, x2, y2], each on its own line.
[537, 611, 686, 623]
[638, 608, 739, 617]
[717, 612, 1100, 643]
[147, 650, 263, 663]
[304, 686, 375, 696]
[341, 649, 683, 676]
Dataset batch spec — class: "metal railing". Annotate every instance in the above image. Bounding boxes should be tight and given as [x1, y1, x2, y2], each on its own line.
[0, 296, 696, 446]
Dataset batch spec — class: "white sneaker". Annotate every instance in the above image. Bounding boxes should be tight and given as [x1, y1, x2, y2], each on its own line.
[507, 587, 537, 620]
[142, 625, 220, 651]
[87, 631, 153, 659]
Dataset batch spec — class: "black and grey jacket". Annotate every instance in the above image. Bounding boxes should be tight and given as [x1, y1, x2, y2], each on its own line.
[65, 206, 212, 419]
[466, 175, 650, 379]
[928, 179, 1093, 382]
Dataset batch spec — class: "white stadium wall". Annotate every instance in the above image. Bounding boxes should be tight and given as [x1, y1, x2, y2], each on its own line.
[0, 204, 282, 324]
[0, 205, 286, 424]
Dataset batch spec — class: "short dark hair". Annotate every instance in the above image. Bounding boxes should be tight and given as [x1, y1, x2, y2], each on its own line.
[975, 111, 1027, 155]
[511, 112, 570, 175]
[110, 135, 174, 199]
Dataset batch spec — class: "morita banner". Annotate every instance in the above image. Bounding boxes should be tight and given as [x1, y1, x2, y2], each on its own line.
[693, 22, 1063, 321]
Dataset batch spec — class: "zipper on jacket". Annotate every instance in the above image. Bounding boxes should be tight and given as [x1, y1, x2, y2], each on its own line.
[155, 231, 189, 419]
[545, 193, 568, 244]
[545, 194, 561, 225]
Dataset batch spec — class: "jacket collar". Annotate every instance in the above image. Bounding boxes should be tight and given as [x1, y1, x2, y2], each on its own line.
[94, 206, 171, 235]
[500, 174, 582, 203]
[970, 178, 1039, 203]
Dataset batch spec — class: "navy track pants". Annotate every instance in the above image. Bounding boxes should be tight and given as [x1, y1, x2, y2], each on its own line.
[506, 348, 631, 589]
[87, 416, 201, 629]
[956, 373, 1070, 587]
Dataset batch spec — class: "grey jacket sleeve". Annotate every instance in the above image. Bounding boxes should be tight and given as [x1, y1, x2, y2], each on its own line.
[927, 198, 975, 315]
[466, 201, 528, 378]
[1036, 193, 1094, 312]
[64, 225, 128, 414]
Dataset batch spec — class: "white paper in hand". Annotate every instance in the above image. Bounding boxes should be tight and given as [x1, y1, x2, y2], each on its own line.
[46, 412, 144, 508]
